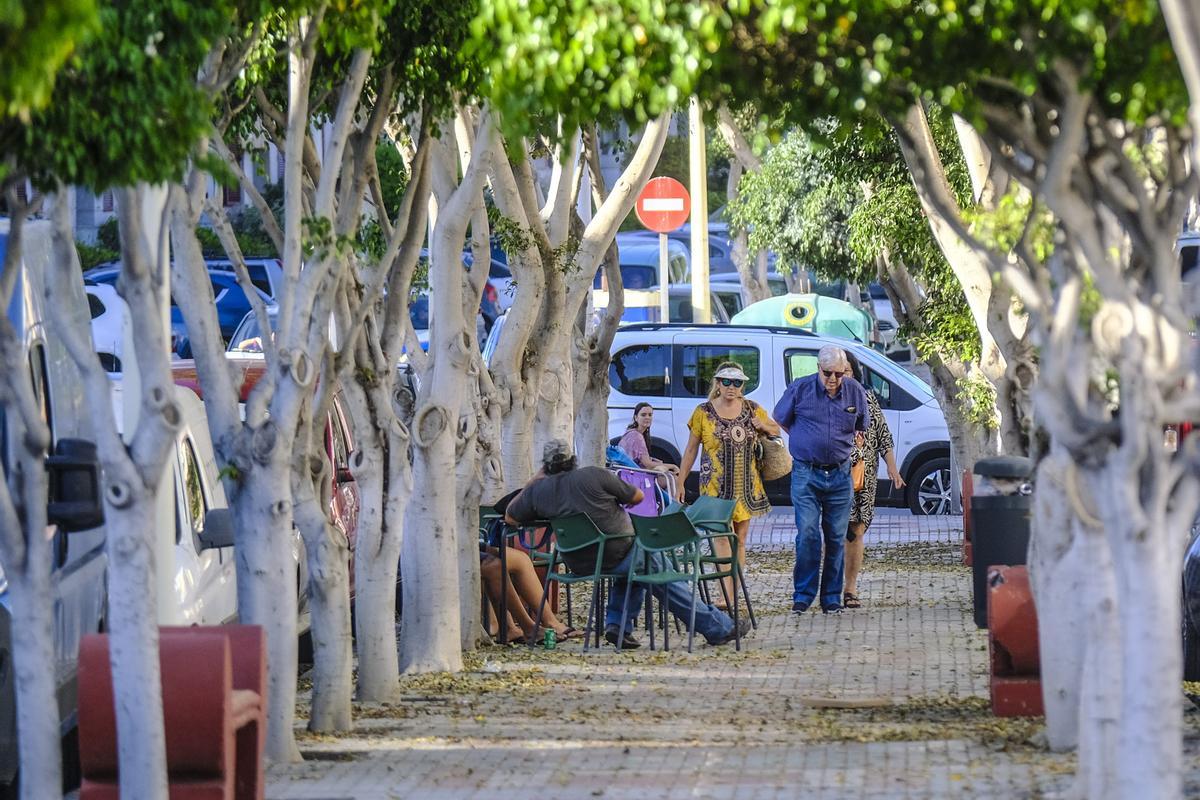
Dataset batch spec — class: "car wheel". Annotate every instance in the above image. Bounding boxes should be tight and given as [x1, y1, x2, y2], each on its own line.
[907, 456, 952, 516]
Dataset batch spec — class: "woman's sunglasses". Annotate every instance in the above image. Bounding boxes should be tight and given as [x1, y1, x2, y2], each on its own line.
[718, 378, 745, 388]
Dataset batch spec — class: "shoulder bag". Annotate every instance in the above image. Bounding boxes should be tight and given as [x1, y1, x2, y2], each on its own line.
[851, 459, 866, 492]
[757, 435, 793, 481]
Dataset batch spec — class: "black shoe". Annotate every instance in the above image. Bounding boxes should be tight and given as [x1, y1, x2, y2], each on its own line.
[822, 604, 844, 614]
[792, 602, 810, 614]
[604, 626, 642, 650]
[712, 615, 752, 646]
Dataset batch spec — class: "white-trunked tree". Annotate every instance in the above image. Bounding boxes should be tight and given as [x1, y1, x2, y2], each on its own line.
[0, 7, 95, 794]
[399, 108, 495, 672]
[168, 7, 380, 757]
[4, 0, 275, 793]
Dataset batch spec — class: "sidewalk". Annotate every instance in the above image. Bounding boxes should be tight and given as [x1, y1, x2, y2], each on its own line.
[264, 508, 1193, 799]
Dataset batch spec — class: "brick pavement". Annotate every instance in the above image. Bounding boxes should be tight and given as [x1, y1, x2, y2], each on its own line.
[265, 508, 1198, 799]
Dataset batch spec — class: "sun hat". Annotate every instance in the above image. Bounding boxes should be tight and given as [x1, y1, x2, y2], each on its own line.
[713, 364, 749, 382]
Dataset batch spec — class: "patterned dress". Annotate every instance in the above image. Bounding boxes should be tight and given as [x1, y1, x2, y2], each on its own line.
[687, 400, 772, 523]
[849, 391, 894, 527]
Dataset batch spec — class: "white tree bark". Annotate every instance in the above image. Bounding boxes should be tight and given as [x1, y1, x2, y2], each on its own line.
[292, 404, 352, 732]
[400, 111, 494, 673]
[0, 202, 62, 799]
[715, 106, 771, 304]
[46, 189, 177, 798]
[1160, 0, 1200, 170]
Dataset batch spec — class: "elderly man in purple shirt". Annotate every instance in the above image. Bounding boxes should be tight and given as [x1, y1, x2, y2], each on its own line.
[773, 345, 868, 614]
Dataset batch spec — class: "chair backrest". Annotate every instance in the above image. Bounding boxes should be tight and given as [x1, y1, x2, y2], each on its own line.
[79, 631, 233, 780]
[630, 512, 700, 552]
[685, 496, 736, 531]
[548, 513, 604, 552]
[614, 468, 661, 516]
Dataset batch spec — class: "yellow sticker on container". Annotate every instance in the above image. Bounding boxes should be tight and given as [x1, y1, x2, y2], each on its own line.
[784, 300, 816, 327]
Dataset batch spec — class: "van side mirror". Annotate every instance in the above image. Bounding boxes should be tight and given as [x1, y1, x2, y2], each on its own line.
[46, 438, 105, 532]
[198, 507, 236, 550]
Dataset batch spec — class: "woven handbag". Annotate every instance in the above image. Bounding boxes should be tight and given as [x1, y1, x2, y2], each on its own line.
[757, 436, 793, 481]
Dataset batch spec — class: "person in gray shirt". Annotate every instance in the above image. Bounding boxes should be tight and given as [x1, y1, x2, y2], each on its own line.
[507, 439, 747, 649]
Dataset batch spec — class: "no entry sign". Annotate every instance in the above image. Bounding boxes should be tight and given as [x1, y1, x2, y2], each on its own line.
[635, 176, 691, 233]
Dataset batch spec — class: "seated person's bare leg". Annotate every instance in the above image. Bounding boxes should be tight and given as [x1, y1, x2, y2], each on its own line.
[481, 550, 570, 639]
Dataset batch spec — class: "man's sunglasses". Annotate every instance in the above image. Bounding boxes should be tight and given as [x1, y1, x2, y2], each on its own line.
[718, 378, 745, 388]
[820, 369, 842, 378]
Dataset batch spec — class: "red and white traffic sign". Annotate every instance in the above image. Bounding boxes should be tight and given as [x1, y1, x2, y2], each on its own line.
[635, 176, 691, 233]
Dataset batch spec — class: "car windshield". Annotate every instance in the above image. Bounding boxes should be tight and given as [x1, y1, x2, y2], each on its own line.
[229, 311, 276, 352]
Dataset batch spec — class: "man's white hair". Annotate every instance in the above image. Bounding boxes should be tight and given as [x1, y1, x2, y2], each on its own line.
[817, 345, 848, 369]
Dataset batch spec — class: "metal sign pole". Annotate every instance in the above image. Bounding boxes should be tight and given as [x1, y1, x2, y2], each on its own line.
[659, 232, 669, 322]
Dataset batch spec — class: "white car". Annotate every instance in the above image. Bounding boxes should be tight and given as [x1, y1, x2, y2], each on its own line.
[867, 282, 912, 362]
[605, 323, 952, 514]
[85, 281, 128, 374]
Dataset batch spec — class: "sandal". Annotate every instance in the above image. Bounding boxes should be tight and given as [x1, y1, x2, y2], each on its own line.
[557, 627, 582, 641]
[843, 592, 862, 609]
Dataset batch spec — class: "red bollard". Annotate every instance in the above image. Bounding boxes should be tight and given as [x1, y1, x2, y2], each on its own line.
[987, 565, 1044, 717]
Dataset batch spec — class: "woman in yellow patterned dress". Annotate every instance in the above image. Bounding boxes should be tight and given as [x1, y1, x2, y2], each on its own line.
[677, 362, 781, 607]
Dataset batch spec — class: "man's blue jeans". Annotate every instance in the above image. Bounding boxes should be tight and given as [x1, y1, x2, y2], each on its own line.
[603, 549, 733, 644]
[790, 461, 853, 608]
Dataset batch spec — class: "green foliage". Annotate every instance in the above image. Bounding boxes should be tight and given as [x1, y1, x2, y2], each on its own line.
[96, 216, 119, 252]
[728, 129, 861, 281]
[0, 0, 97, 122]
[472, 0, 1187, 148]
[375, 138, 409, 220]
[956, 371, 1000, 430]
[75, 240, 118, 270]
[10, 0, 258, 191]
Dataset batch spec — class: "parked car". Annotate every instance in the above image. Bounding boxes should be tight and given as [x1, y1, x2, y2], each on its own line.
[462, 250, 515, 319]
[626, 224, 740, 275]
[593, 234, 692, 289]
[204, 258, 284, 300]
[84, 282, 127, 374]
[591, 284, 732, 325]
[83, 266, 271, 352]
[604, 323, 952, 513]
[709, 272, 798, 318]
[867, 282, 913, 362]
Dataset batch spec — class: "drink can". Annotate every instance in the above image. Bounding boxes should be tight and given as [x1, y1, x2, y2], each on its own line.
[543, 628, 557, 649]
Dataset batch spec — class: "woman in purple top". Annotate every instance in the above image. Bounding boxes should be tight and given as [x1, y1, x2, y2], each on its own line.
[617, 402, 680, 488]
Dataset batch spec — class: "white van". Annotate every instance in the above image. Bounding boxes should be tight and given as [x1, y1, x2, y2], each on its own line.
[606, 323, 952, 514]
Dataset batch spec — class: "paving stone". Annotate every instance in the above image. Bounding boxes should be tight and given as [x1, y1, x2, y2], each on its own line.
[266, 507, 1199, 799]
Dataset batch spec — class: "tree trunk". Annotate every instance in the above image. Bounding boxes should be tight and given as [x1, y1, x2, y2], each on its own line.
[4, 451, 60, 798]
[102, 499, 169, 798]
[1027, 447, 1090, 753]
[345, 375, 410, 700]
[292, 461, 352, 733]
[233, 466, 301, 762]
[400, 112, 492, 673]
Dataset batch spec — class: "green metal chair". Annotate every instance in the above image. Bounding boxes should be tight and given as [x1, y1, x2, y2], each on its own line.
[686, 496, 758, 630]
[617, 512, 709, 653]
[533, 514, 634, 650]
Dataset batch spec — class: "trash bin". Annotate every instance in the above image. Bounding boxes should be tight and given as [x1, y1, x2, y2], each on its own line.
[970, 456, 1033, 628]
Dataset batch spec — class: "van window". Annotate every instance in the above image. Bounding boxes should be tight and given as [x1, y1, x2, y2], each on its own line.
[179, 439, 208, 550]
[610, 345, 669, 397]
[784, 349, 819, 383]
[863, 367, 921, 411]
[680, 346, 759, 397]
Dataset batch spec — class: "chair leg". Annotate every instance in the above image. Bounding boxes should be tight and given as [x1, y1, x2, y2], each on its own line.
[583, 582, 597, 652]
[532, 554, 557, 645]
[737, 562, 758, 630]
[661, 591, 669, 652]
[617, 574, 636, 653]
[687, 579, 698, 653]
[733, 567, 741, 652]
